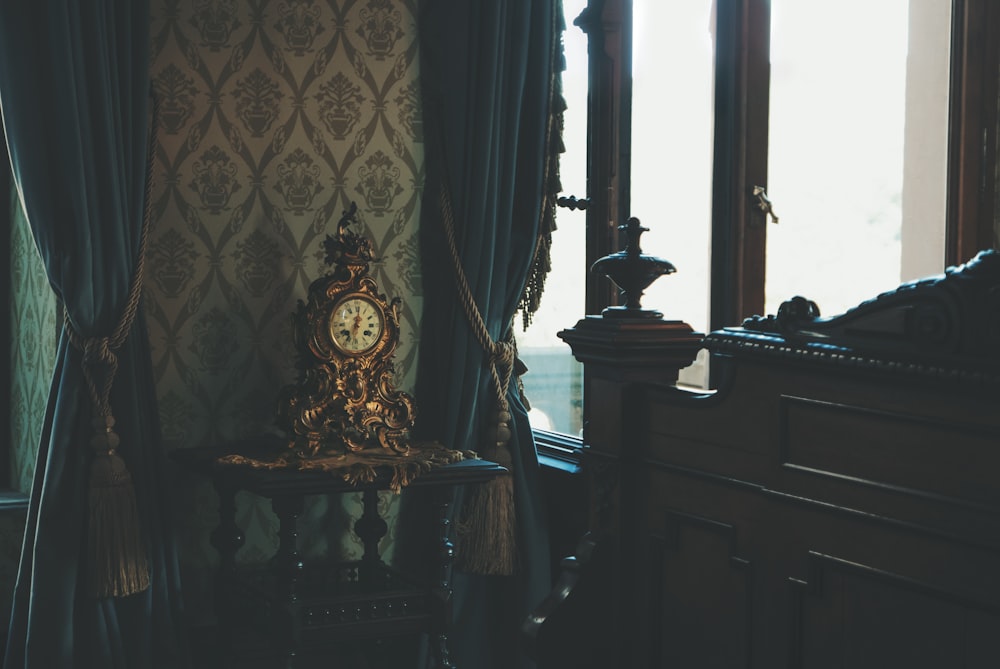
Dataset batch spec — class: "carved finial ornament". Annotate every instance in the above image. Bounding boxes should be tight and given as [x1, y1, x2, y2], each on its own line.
[591, 216, 676, 318]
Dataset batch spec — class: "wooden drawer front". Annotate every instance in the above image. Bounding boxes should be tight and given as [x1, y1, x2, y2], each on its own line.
[795, 552, 1000, 669]
[780, 396, 1000, 508]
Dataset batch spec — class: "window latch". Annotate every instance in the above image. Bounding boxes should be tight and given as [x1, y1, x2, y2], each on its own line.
[752, 185, 779, 224]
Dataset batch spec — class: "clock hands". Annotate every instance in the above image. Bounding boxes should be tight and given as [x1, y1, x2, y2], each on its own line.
[330, 298, 384, 352]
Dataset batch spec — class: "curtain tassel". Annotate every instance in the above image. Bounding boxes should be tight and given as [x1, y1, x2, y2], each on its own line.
[456, 409, 517, 576]
[88, 415, 150, 598]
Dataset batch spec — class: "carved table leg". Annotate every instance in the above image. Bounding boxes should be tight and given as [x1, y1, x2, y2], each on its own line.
[209, 477, 244, 668]
[430, 486, 456, 669]
[272, 494, 305, 668]
[354, 487, 388, 587]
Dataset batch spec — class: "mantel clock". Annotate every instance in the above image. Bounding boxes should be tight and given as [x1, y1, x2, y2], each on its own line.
[277, 202, 416, 456]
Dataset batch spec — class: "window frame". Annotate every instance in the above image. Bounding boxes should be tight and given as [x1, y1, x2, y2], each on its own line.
[535, 0, 1000, 459]
[710, 0, 770, 330]
[574, 0, 630, 315]
[947, 0, 1000, 262]
[532, 0, 631, 459]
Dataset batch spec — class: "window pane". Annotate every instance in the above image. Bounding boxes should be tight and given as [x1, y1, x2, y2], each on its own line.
[632, 0, 715, 337]
[632, 0, 715, 387]
[765, 0, 950, 318]
[517, 0, 588, 437]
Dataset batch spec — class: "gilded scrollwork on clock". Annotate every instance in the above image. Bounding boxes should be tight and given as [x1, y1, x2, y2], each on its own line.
[277, 202, 416, 457]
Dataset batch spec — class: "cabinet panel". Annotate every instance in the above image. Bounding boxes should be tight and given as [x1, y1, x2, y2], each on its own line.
[781, 395, 1000, 506]
[794, 553, 1000, 669]
[651, 510, 752, 669]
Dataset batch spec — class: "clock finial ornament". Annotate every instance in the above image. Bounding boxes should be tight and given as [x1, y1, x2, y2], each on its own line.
[323, 201, 376, 267]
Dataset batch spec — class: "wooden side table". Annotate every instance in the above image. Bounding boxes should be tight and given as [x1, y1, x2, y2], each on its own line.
[173, 445, 505, 668]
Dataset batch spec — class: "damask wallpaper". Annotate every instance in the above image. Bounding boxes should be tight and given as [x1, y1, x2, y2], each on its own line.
[6, 184, 55, 630]
[148, 0, 424, 622]
[9, 189, 55, 495]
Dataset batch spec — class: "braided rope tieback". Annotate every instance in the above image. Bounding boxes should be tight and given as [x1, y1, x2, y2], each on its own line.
[438, 185, 518, 576]
[64, 92, 159, 599]
[65, 227, 152, 598]
[438, 187, 516, 414]
[65, 266, 151, 598]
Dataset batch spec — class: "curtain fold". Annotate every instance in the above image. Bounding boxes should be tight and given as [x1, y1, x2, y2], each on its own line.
[0, 1, 189, 667]
[415, 1, 562, 667]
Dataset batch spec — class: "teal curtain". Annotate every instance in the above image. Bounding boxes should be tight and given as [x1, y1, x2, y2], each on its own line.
[416, 1, 561, 667]
[0, 2, 189, 667]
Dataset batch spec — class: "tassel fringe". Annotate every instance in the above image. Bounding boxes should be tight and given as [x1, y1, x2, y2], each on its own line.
[456, 409, 518, 575]
[455, 473, 518, 576]
[88, 425, 150, 598]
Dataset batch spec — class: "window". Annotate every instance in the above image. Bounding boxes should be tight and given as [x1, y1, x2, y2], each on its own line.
[517, 0, 589, 438]
[706, 0, 998, 326]
[519, 0, 1000, 446]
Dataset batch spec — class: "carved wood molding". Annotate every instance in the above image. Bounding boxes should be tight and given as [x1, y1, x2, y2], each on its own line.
[559, 316, 703, 370]
[707, 249, 1000, 386]
[582, 450, 619, 532]
[521, 531, 606, 659]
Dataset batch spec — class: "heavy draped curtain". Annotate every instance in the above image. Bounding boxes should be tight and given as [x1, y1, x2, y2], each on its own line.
[416, 1, 562, 667]
[0, 1, 188, 667]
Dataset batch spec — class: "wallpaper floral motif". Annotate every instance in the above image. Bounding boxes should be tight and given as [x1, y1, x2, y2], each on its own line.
[9, 190, 55, 495]
[5, 188, 55, 629]
[148, 0, 424, 623]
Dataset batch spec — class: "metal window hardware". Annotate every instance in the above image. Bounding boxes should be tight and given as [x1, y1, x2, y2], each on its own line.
[752, 185, 779, 224]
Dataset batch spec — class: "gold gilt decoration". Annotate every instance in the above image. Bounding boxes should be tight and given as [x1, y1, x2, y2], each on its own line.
[276, 202, 416, 457]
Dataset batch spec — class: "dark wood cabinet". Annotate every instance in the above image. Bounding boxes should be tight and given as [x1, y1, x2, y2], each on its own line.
[535, 251, 1000, 668]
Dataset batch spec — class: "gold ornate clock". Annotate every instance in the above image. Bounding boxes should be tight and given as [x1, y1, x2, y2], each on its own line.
[276, 202, 416, 457]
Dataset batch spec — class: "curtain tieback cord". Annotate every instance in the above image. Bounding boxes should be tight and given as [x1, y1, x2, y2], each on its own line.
[438, 184, 518, 577]
[63, 92, 158, 599]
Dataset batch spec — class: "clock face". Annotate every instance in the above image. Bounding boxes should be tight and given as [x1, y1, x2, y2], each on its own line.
[329, 295, 385, 354]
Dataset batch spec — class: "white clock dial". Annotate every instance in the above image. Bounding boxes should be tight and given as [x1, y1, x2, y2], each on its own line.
[330, 296, 384, 353]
